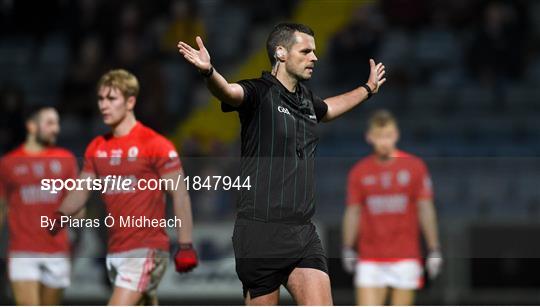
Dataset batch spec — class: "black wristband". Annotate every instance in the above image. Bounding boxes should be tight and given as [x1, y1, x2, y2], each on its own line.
[361, 84, 373, 99]
[200, 66, 214, 78]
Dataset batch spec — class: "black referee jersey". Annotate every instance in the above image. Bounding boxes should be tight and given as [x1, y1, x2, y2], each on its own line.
[222, 72, 328, 224]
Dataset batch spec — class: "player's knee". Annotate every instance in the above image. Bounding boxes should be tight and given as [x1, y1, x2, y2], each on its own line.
[15, 295, 40, 306]
[12, 283, 40, 306]
[304, 293, 333, 306]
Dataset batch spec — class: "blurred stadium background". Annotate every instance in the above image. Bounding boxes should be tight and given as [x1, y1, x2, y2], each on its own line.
[1, 0, 540, 305]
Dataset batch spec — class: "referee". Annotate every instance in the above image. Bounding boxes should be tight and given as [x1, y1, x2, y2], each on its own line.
[178, 23, 386, 305]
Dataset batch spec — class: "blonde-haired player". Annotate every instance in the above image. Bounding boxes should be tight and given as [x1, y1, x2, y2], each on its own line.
[51, 69, 198, 305]
[342, 109, 442, 305]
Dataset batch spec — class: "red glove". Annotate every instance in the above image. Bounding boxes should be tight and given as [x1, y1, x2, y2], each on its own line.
[174, 243, 198, 273]
[48, 211, 66, 236]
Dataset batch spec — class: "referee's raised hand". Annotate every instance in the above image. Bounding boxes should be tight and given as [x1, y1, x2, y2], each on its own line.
[177, 36, 212, 73]
[366, 58, 387, 94]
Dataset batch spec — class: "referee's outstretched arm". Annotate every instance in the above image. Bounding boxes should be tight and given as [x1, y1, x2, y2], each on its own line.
[322, 59, 386, 122]
[177, 36, 245, 107]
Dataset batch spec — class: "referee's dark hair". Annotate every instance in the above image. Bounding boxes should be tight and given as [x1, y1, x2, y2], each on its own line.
[266, 23, 315, 66]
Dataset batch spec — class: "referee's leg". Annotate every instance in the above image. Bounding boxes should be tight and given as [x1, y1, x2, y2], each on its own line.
[245, 288, 280, 305]
[286, 267, 332, 305]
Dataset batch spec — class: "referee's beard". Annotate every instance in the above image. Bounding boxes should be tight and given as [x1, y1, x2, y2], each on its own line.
[279, 62, 314, 82]
[292, 68, 314, 82]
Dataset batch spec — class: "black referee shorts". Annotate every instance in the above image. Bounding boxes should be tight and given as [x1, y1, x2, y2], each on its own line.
[232, 218, 328, 299]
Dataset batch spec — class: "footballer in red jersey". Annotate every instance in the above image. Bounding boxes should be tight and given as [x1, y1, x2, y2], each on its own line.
[53, 69, 197, 305]
[0, 106, 77, 305]
[342, 110, 442, 305]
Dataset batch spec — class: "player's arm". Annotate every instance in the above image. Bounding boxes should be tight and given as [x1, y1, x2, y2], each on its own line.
[342, 205, 360, 274]
[57, 172, 94, 216]
[177, 36, 244, 107]
[343, 168, 363, 249]
[162, 169, 198, 273]
[47, 172, 93, 235]
[418, 199, 440, 253]
[343, 205, 361, 249]
[322, 59, 386, 122]
[342, 167, 363, 273]
[416, 163, 442, 278]
[162, 170, 193, 244]
[0, 197, 6, 234]
[418, 198, 444, 279]
[68, 154, 86, 219]
[0, 166, 6, 233]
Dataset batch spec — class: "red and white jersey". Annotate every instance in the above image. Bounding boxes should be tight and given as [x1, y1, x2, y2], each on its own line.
[0, 146, 77, 254]
[347, 150, 433, 261]
[83, 122, 182, 253]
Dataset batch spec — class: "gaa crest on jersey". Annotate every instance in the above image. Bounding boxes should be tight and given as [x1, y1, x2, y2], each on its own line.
[397, 170, 410, 186]
[14, 165, 29, 176]
[110, 149, 123, 166]
[277, 105, 291, 116]
[49, 159, 62, 174]
[168, 150, 178, 159]
[362, 175, 376, 186]
[97, 150, 108, 158]
[127, 146, 139, 162]
[32, 163, 45, 177]
[380, 172, 392, 189]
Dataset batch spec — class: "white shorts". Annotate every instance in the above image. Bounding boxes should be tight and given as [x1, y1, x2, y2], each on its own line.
[106, 248, 168, 295]
[355, 259, 423, 290]
[8, 252, 70, 288]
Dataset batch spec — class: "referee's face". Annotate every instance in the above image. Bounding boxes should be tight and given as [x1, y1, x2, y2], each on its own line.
[367, 124, 399, 159]
[285, 32, 317, 81]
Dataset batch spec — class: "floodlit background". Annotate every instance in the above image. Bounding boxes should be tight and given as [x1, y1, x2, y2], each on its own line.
[1, 0, 540, 304]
